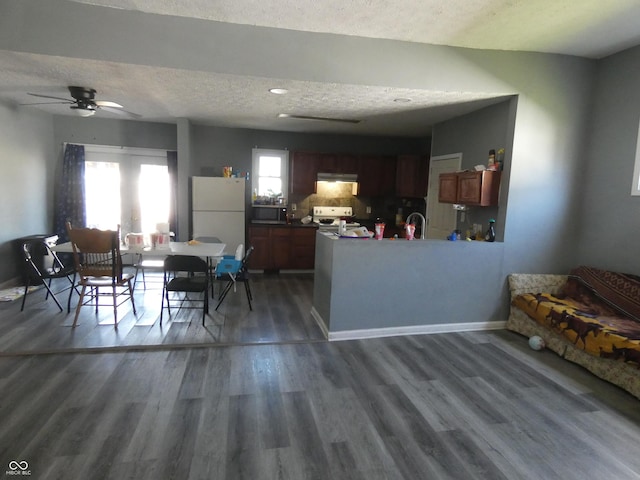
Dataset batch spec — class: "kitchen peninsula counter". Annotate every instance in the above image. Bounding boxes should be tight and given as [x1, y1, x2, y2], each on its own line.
[312, 231, 508, 340]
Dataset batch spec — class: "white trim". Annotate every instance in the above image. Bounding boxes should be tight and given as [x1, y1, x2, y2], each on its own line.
[310, 306, 506, 341]
[632, 120, 640, 196]
[310, 307, 330, 339]
[326, 320, 507, 341]
[80, 143, 167, 158]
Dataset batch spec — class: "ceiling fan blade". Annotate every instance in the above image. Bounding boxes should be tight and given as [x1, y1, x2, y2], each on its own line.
[27, 92, 73, 103]
[95, 100, 123, 108]
[99, 105, 142, 119]
[20, 101, 72, 106]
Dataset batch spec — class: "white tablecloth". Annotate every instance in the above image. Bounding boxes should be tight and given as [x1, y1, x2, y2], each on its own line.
[53, 241, 227, 259]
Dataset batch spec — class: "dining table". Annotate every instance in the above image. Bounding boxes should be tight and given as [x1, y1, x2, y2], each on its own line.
[52, 241, 227, 259]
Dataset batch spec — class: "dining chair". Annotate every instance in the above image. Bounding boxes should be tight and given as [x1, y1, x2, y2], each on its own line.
[161, 255, 209, 325]
[215, 245, 254, 311]
[194, 236, 222, 297]
[20, 238, 78, 312]
[133, 253, 165, 291]
[66, 222, 137, 328]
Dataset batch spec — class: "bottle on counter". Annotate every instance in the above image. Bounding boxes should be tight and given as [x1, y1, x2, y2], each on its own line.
[374, 218, 385, 240]
[338, 220, 347, 236]
[484, 219, 496, 242]
[488, 149, 496, 170]
[252, 188, 257, 203]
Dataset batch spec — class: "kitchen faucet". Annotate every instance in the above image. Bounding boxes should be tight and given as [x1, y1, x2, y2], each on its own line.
[406, 212, 427, 239]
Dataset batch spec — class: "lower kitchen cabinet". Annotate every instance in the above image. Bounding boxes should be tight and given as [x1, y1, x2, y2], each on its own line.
[291, 227, 317, 269]
[248, 225, 317, 270]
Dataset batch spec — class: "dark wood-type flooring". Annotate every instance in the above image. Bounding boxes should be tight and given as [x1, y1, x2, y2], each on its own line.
[1, 273, 639, 479]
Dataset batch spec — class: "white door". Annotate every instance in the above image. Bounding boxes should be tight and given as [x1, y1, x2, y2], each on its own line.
[426, 154, 462, 239]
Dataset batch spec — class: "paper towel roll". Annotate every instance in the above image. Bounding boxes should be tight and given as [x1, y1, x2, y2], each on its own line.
[156, 222, 170, 233]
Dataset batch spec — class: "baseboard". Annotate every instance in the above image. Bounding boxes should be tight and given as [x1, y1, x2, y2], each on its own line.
[308, 310, 507, 341]
[310, 307, 329, 339]
[0, 276, 21, 289]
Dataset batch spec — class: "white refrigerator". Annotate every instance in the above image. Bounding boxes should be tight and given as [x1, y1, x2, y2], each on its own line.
[192, 177, 246, 253]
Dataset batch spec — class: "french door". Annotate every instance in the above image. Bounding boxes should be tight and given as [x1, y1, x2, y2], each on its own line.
[84, 145, 169, 235]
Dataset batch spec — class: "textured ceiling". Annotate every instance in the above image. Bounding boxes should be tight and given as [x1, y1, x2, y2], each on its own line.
[1, 0, 640, 137]
[77, 0, 640, 58]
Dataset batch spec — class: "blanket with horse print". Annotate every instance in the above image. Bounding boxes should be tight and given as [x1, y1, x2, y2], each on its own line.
[512, 266, 640, 367]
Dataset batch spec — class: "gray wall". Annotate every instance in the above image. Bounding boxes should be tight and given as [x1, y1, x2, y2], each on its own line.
[53, 116, 177, 151]
[577, 45, 640, 273]
[0, 2, 623, 293]
[431, 98, 515, 240]
[0, 104, 55, 285]
[192, 125, 427, 178]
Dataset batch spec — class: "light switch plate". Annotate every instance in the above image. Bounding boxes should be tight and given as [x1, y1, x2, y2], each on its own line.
[366, 206, 371, 214]
[292, 203, 297, 211]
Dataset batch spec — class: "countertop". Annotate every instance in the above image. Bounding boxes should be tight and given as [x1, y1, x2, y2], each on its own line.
[250, 220, 318, 228]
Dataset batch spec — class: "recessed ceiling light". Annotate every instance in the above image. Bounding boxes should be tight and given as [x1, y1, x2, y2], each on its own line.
[393, 98, 411, 103]
[269, 88, 288, 95]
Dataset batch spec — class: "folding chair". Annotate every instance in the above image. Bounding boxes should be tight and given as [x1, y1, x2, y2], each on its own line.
[161, 255, 209, 325]
[194, 236, 222, 297]
[20, 238, 78, 312]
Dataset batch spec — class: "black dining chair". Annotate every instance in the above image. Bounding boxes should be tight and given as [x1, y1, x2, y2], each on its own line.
[194, 236, 222, 297]
[20, 239, 78, 312]
[161, 255, 210, 325]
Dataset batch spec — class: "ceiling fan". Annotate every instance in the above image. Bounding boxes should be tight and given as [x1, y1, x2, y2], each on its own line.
[22, 86, 141, 118]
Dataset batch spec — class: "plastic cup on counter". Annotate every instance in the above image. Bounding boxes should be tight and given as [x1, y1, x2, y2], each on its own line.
[405, 223, 415, 240]
[374, 222, 385, 240]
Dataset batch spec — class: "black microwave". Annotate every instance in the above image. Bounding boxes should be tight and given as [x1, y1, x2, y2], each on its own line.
[251, 205, 288, 223]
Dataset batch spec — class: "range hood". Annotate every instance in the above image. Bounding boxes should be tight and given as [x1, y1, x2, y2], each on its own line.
[317, 172, 358, 183]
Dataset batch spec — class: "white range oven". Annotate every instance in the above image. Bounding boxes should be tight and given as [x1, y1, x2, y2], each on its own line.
[312, 206, 360, 232]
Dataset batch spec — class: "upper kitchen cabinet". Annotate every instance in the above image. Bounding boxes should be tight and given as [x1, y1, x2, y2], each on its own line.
[438, 172, 459, 203]
[396, 155, 429, 198]
[290, 151, 318, 194]
[439, 170, 501, 206]
[318, 153, 359, 173]
[358, 155, 396, 196]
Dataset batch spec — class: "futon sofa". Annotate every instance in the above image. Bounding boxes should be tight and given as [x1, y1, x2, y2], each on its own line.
[507, 266, 640, 400]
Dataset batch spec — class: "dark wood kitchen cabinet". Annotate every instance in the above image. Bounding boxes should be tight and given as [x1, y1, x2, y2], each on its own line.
[290, 151, 319, 194]
[248, 225, 317, 270]
[395, 154, 429, 198]
[439, 170, 501, 206]
[291, 228, 317, 269]
[438, 172, 459, 203]
[318, 153, 359, 173]
[358, 155, 396, 196]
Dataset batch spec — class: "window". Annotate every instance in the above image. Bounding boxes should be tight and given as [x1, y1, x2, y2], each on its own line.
[252, 148, 289, 200]
[84, 145, 169, 234]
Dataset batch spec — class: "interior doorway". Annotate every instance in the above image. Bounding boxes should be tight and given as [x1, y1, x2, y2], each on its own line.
[426, 153, 462, 239]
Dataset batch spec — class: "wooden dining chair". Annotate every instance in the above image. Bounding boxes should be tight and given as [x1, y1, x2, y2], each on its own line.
[66, 222, 137, 328]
